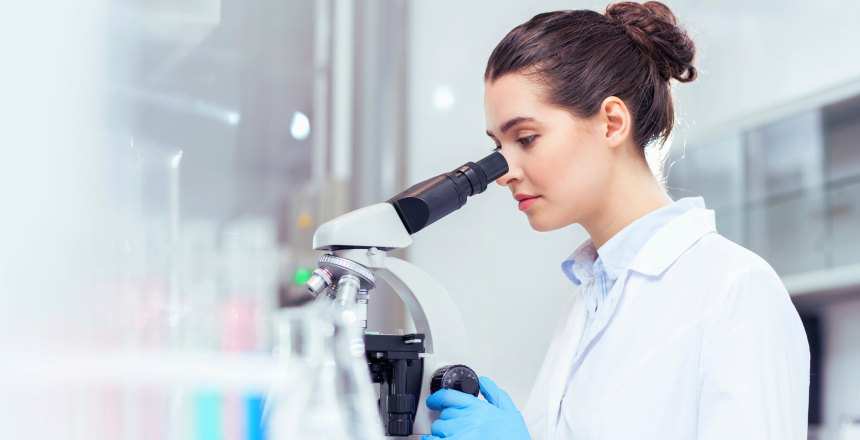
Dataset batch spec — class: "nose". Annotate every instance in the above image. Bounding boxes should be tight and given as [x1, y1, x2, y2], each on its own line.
[495, 150, 521, 187]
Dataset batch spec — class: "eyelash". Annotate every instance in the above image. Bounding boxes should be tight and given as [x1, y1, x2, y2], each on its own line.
[517, 135, 537, 146]
[492, 135, 538, 152]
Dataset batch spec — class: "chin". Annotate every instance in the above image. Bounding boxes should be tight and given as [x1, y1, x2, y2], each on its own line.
[526, 212, 565, 232]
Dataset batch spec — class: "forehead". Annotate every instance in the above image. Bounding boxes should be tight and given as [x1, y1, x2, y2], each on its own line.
[484, 74, 547, 127]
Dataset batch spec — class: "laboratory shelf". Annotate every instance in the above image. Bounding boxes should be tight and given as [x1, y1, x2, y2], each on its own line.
[784, 262, 860, 309]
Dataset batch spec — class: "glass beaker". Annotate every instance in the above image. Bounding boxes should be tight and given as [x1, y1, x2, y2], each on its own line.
[266, 307, 383, 440]
[265, 308, 321, 437]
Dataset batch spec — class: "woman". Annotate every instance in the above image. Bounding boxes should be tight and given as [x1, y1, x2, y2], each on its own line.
[422, 2, 810, 440]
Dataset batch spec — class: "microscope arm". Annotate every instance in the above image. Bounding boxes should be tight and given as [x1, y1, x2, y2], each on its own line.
[375, 258, 469, 363]
[333, 249, 470, 436]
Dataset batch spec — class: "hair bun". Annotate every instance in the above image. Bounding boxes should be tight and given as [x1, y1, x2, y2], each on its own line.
[605, 1, 696, 83]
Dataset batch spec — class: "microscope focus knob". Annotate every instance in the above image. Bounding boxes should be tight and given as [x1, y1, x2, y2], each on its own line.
[429, 365, 480, 397]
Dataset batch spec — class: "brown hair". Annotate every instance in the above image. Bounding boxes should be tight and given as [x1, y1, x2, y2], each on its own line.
[485, 1, 696, 152]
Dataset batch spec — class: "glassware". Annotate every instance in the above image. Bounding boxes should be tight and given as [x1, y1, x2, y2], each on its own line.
[266, 308, 321, 437]
[330, 308, 385, 440]
[267, 307, 383, 440]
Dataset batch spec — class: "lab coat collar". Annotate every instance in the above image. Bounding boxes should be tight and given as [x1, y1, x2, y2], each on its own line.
[627, 207, 717, 276]
[561, 207, 716, 282]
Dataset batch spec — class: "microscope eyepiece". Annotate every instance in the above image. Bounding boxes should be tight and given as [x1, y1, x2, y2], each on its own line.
[387, 151, 509, 235]
[475, 151, 509, 182]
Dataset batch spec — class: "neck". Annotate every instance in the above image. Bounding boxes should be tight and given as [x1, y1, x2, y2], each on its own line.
[582, 158, 673, 250]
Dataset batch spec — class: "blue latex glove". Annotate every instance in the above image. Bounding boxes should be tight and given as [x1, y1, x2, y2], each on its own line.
[422, 376, 531, 440]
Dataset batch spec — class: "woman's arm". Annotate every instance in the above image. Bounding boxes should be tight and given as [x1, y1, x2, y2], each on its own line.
[697, 265, 810, 439]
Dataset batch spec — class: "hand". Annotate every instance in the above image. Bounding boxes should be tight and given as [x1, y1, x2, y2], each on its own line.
[422, 376, 531, 440]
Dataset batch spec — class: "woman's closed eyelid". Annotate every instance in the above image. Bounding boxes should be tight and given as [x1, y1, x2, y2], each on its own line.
[492, 134, 537, 151]
[517, 135, 538, 146]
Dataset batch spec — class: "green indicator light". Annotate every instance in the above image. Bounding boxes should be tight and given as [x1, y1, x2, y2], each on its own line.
[294, 269, 312, 285]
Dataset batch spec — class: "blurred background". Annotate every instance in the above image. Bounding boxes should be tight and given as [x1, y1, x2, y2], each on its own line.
[1, 0, 858, 439]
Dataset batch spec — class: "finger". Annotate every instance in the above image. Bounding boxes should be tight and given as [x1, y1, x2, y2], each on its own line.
[478, 376, 518, 413]
[438, 407, 469, 420]
[431, 417, 475, 438]
[426, 389, 480, 411]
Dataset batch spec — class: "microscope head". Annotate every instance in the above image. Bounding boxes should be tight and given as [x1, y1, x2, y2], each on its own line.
[311, 151, 509, 252]
[312, 203, 413, 251]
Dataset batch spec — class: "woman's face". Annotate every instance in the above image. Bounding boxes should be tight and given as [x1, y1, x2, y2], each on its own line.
[484, 73, 615, 232]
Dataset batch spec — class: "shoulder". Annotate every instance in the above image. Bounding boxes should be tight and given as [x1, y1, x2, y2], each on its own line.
[667, 232, 800, 320]
[677, 234, 805, 340]
[674, 232, 782, 288]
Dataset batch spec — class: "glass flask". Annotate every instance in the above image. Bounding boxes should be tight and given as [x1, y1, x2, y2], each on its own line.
[267, 307, 384, 440]
[265, 308, 322, 437]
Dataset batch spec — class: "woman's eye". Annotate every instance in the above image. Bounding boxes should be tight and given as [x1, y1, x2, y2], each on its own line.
[517, 135, 537, 146]
[493, 145, 502, 152]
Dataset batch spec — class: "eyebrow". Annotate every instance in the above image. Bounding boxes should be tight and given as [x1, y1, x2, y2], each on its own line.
[486, 116, 536, 138]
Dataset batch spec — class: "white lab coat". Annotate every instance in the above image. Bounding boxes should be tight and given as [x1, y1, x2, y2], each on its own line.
[522, 207, 810, 440]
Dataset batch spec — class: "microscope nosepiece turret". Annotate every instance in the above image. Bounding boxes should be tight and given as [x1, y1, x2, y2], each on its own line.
[305, 268, 334, 297]
[386, 151, 508, 235]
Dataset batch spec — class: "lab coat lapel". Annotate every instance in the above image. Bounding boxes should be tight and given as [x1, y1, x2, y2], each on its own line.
[582, 209, 716, 366]
[547, 289, 587, 440]
[563, 274, 627, 372]
[580, 208, 717, 346]
[544, 208, 716, 439]
[550, 208, 717, 439]
[600, 208, 717, 397]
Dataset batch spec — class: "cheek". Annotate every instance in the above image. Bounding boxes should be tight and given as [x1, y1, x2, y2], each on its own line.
[525, 131, 608, 227]
[529, 133, 603, 197]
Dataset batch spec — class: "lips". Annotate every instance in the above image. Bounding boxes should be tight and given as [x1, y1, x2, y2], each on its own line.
[515, 195, 539, 211]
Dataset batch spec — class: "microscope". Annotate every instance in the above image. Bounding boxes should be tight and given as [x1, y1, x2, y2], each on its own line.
[303, 152, 508, 437]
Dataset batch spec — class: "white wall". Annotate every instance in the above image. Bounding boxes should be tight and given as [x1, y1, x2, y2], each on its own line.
[672, 0, 860, 142]
[405, 0, 860, 414]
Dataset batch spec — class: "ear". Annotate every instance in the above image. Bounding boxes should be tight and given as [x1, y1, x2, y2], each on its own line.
[599, 96, 631, 149]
